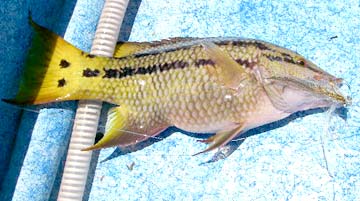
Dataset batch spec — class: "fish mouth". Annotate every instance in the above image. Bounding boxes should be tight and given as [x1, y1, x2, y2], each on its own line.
[268, 76, 351, 107]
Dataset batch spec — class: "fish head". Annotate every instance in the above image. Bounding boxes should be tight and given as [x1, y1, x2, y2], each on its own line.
[256, 44, 351, 113]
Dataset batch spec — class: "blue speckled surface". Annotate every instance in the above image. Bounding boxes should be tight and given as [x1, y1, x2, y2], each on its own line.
[1, 0, 359, 200]
[5, 109, 74, 201]
[0, 0, 31, 186]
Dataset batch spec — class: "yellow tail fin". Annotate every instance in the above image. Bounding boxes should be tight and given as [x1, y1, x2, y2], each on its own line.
[4, 19, 91, 105]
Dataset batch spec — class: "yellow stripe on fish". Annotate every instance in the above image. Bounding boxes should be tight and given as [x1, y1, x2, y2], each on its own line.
[5, 20, 349, 155]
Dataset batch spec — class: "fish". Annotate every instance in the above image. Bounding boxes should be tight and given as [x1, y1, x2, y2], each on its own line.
[5, 20, 351, 155]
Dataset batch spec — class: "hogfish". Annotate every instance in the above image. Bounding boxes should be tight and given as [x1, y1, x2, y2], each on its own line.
[5, 21, 350, 155]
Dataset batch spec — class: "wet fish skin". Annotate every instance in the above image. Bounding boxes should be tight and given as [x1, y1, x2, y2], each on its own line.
[7, 21, 349, 155]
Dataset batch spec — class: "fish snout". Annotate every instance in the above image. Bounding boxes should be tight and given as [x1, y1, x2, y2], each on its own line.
[328, 76, 352, 106]
[313, 73, 342, 86]
[311, 73, 351, 106]
[333, 78, 344, 86]
[336, 78, 352, 106]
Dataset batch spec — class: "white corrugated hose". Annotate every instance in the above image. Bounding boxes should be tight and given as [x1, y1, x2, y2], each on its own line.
[57, 0, 130, 200]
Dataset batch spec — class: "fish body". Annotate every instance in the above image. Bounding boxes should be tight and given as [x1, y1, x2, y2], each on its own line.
[78, 39, 282, 132]
[7, 21, 350, 154]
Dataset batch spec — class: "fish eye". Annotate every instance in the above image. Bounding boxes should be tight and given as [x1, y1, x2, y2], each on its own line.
[296, 59, 306, 66]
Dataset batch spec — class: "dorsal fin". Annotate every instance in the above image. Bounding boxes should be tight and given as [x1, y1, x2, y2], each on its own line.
[114, 41, 152, 58]
[113, 37, 200, 58]
[157, 37, 200, 44]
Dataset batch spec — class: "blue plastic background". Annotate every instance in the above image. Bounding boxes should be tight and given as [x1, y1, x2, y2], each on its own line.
[1, 0, 359, 200]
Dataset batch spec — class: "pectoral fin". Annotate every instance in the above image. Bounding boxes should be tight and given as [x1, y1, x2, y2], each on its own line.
[194, 124, 245, 156]
[202, 42, 252, 90]
[82, 106, 168, 151]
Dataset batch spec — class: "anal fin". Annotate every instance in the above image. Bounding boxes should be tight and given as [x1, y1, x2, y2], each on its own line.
[82, 106, 168, 151]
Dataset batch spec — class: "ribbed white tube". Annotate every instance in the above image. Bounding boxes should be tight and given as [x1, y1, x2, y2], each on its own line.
[91, 0, 129, 57]
[57, 0, 129, 200]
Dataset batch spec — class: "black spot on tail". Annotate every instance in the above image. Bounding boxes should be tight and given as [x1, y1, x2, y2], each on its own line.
[58, 78, 66, 87]
[59, 59, 70, 68]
